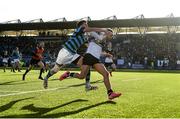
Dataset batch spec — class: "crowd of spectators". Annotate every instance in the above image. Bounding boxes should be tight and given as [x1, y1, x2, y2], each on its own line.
[0, 33, 180, 69]
[111, 33, 180, 69]
[0, 36, 66, 67]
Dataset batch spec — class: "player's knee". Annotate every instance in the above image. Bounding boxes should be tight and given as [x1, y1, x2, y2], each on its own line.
[54, 68, 59, 73]
[52, 67, 59, 73]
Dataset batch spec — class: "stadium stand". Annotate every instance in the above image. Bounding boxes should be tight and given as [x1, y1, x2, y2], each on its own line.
[0, 17, 180, 69]
[111, 33, 179, 69]
[0, 34, 179, 69]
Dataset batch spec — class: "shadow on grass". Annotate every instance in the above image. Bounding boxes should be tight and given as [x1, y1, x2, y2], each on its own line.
[1, 73, 23, 76]
[0, 78, 46, 86]
[43, 100, 116, 118]
[68, 80, 103, 88]
[49, 79, 103, 88]
[0, 97, 34, 113]
[0, 80, 27, 85]
[0, 99, 116, 118]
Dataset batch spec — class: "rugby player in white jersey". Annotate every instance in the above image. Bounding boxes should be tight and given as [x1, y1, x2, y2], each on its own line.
[60, 29, 121, 100]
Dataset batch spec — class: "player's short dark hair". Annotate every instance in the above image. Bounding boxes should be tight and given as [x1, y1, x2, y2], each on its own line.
[77, 20, 87, 27]
[107, 28, 113, 33]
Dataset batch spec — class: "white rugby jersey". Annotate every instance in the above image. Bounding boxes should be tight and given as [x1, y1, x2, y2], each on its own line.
[105, 57, 113, 63]
[86, 32, 105, 59]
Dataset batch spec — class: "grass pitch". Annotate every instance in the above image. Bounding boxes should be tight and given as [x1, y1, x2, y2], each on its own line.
[0, 69, 180, 118]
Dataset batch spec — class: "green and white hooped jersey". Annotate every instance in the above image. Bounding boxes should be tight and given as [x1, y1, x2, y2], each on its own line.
[63, 26, 87, 54]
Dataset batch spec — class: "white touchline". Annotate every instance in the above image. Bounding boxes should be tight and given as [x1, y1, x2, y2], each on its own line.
[0, 78, 147, 97]
[0, 87, 64, 97]
[0, 91, 21, 93]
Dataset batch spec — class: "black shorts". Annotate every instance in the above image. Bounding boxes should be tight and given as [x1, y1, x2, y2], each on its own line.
[105, 62, 113, 67]
[30, 58, 41, 65]
[83, 53, 100, 66]
[71, 56, 81, 65]
[3, 62, 8, 66]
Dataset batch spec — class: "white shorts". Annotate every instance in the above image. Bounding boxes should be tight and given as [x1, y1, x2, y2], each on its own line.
[11, 61, 15, 64]
[3, 58, 8, 63]
[14, 59, 20, 63]
[45, 61, 51, 64]
[56, 48, 80, 65]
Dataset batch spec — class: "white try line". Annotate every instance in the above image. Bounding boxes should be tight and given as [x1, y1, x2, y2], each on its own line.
[0, 87, 65, 97]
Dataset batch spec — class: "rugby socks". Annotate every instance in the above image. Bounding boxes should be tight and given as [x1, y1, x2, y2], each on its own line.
[23, 68, 31, 80]
[24, 69, 30, 76]
[85, 69, 91, 88]
[39, 68, 44, 78]
[69, 73, 75, 77]
[44, 70, 55, 81]
[107, 89, 113, 96]
[3, 67, 6, 72]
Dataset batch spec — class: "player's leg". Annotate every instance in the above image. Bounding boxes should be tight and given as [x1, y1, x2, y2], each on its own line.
[74, 65, 90, 78]
[43, 63, 62, 89]
[15, 60, 21, 72]
[44, 48, 69, 83]
[45, 62, 49, 72]
[11, 61, 15, 72]
[105, 63, 111, 76]
[44, 49, 82, 89]
[37, 61, 45, 80]
[45, 64, 61, 80]
[85, 69, 91, 88]
[110, 63, 116, 76]
[93, 63, 121, 100]
[22, 64, 33, 81]
[74, 56, 98, 90]
[2, 58, 8, 72]
[59, 54, 83, 80]
[3, 63, 7, 72]
[93, 63, 111, 90]
[85, 69, 98, 91]
[17, 61, 21, 72]
[60, 64, 90, 81]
